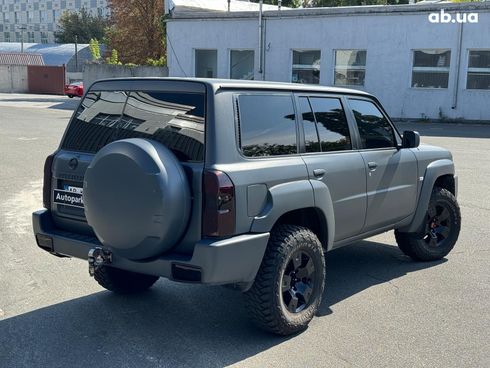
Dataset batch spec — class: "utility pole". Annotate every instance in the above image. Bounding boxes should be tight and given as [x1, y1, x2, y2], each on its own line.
[18, 26, 27, 52]
[74, 35, 79, 71]
[258, 0, 263, 78]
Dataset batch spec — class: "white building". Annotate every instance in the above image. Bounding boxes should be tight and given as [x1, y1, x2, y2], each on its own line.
[0, 0, 109, 44]
[167, 1, 490, 121]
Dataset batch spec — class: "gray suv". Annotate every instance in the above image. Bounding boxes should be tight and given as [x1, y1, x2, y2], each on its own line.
[33, 78, 461, 335]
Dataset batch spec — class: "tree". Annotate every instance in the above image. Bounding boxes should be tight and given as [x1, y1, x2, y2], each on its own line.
[107, 0, 166, 65]
[54, 7, 108, 43]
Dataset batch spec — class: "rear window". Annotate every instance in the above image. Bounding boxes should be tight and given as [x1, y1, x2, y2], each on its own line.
[61, 90, 205, 162]
[237, 94, 297, 157]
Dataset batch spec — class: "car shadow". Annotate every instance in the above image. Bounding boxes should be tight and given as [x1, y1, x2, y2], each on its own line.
[0, 240, 445, 367]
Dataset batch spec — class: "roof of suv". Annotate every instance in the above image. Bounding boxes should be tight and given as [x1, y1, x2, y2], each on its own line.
[91, 77, 372, 97]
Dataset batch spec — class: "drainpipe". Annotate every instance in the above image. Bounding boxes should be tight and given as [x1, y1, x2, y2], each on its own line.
[452, 22, 464, 110]
[258, 0, 264, 79]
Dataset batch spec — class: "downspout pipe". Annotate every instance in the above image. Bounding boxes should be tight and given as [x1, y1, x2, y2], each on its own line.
[258, 0, 264, 78]
[452, 22, 464, 110]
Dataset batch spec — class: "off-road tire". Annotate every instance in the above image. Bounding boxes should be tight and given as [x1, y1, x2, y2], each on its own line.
[94, 266, 159, 294]
[245, 224, 325, 336]
[395, 187, 461, 261]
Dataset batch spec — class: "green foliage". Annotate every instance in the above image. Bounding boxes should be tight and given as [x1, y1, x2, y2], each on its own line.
[107, 49, 122, 65]
[54, 7, 108, 43]
[146, 56, 167, 67]
[89, 38, 101, 61]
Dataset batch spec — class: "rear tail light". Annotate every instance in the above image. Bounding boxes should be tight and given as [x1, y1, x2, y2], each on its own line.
[43, 153, 56, 210]
[202, 170, 235, 237]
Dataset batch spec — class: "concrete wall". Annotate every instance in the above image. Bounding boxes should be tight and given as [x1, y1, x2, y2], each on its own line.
[167, 4, 490, 121]
[83, 64, 169, 89]
[0, 65, 28, 93]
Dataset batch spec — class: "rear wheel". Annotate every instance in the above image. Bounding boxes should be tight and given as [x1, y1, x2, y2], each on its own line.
[395, 187, 461, 261]
[245, 225, 325, 335]
[67, 94, 73, 98]
[94, 266, 159, 294]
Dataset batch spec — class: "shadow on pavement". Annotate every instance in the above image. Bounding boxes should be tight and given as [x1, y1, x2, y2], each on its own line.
[394, 122, 490, 139]
[0, 240, 444, 367]
[0, 97, 78, 111]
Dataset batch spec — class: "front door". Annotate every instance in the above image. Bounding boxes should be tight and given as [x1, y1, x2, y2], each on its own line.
[347, 98, 418, 231]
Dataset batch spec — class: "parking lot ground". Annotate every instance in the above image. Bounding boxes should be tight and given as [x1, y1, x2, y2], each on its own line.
[0, 99, 489, 368]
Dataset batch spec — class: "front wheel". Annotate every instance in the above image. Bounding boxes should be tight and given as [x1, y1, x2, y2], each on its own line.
[395, 187, 461, 261]
[245, 225, 325, 335]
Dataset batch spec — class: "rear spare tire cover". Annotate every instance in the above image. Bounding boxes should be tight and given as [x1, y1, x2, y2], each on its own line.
[83, 138, 191, 260]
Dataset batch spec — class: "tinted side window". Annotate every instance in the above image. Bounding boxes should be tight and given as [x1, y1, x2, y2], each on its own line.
[298, 97, 320, 153]
[238, 94, 297, 157]
[349, 99, 396, 149]
[309, 97, 351, 152]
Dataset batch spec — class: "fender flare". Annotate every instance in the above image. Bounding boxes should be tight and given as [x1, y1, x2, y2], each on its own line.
[399, 159, 455, 233]
[250, 179, 335, 251]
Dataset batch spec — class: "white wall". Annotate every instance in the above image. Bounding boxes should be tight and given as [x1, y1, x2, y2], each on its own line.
[167, 7, 490, 121]
[0, 65, 28, 93]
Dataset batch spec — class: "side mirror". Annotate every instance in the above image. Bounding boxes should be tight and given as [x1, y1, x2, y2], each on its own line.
[402, 130, 420, 148]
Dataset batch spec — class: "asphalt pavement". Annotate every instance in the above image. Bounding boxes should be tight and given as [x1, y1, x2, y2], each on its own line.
[0, 94, 489, 368]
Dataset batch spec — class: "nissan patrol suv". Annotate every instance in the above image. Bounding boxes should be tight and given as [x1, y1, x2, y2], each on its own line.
[33, 78, 461, 335]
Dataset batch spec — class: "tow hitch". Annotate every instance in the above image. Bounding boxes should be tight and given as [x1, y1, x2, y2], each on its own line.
[88, 247, 113, 276]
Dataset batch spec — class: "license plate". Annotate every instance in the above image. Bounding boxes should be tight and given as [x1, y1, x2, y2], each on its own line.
[54, 187, 84, 208]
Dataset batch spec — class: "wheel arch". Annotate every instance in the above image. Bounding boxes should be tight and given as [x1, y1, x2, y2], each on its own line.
[250, 179, 335, 251]
[399, 159, 456, 233]
[273, 207, 329, 251]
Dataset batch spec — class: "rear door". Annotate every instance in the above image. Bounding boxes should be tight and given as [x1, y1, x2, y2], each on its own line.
[296, 94, 367, 242]
[346, 98, 418, 231]
[51, 80, 207, 253]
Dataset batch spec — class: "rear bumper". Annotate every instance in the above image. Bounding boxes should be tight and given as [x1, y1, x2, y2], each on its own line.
[33, 209, 269, 286]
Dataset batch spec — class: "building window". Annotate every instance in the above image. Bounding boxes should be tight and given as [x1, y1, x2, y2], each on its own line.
[27, 31, 34, 42]
[4, 32, 10, 42]
[334, 50, 367, 86]
[195, 49, 217, 78]
[230, 50, 254, 80]
[467, 50, 490, 90]
[291, 50, 320, 84]
[41, 32, 48, 44]
[412, 49, 451, 88]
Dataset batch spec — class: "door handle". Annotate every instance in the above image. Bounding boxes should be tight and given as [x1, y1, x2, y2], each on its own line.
[368, 162, 378, 170]
[313, 169, 326, 178]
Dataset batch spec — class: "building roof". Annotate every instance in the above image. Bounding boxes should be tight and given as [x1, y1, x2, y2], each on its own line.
[0, 52, 44, 65]
[0, 42, 89, 66]
[168, 1, 490, 19]
[167, 0, 287, 14]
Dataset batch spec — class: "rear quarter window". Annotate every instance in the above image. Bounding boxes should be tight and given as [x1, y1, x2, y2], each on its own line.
[237, 94, 297, 157]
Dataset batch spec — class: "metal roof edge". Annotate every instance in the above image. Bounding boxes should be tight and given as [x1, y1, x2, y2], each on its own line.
[167, 2, 490, 20]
